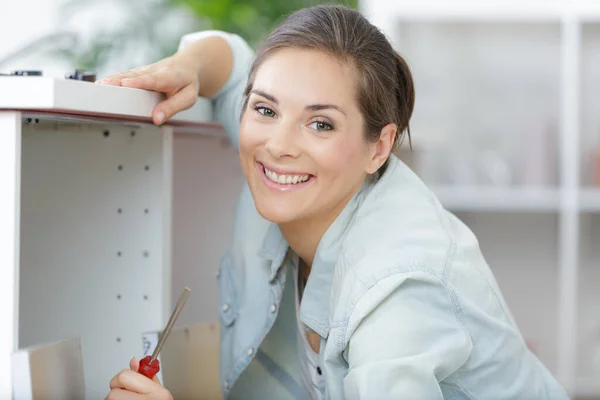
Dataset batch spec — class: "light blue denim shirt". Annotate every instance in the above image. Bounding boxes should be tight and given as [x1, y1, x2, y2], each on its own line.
[179, 31, 570, 400]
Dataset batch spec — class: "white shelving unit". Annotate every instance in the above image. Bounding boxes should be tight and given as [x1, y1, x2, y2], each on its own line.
[581, 189, 600, 212]
[430, 185, 561, 212]
[360, 0, 600, 397]
[0, 76, 226, 399]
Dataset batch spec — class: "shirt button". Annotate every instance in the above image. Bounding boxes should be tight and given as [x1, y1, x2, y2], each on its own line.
[316, 366, 322, 375]
[270, 304, 277, 313]
[222, 304, 230, 312]
[223, 380, 229, 390]
[247, 347, 254, 356]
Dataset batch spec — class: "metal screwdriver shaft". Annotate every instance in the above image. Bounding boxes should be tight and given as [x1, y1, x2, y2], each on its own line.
[151, 287, 191, 361]
[138, 287, 191, 379]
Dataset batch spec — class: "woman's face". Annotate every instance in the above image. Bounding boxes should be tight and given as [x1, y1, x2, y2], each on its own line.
[239, 48, 386, 225]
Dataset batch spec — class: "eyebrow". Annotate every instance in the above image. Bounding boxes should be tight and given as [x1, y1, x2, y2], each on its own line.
[250, 89, 347, 116]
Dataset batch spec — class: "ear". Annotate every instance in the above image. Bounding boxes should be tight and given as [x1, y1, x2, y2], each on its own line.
[365, 123, 396, 174]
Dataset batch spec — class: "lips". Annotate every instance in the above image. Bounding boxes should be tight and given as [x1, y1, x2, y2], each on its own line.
[256, 162, 316, 191]
[263, 166, 311, 185]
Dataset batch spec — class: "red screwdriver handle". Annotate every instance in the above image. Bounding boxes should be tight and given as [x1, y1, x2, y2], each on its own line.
[138, 355, 160, 379]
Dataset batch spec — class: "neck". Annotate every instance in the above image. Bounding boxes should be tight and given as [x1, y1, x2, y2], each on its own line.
[279, 214, 332, 269]
[279, 186, 359, 268]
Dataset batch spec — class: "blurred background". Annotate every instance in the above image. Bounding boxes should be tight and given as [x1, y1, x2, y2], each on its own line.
[2, 0, 600, 399]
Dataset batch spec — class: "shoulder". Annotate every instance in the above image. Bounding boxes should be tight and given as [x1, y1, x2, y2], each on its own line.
[340, 156, 456, 281]
[329, 156, 466, 325]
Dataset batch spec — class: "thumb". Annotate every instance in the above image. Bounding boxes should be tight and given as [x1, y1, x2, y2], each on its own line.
[152, 84, 198, 126]
[129, 357, 140, 372]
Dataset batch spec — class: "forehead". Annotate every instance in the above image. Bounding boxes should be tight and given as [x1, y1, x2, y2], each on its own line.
[253, 47, 358, 107]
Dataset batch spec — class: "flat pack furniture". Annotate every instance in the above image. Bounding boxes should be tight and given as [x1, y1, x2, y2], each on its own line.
[0, 75, 233, 398]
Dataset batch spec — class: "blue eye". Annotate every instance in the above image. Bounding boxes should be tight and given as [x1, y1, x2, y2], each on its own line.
[255, 106, 277, 118]
[309, 120, 334, 131]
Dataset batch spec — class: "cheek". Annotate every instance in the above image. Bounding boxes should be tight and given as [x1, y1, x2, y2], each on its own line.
[313, 139, 368, 178]
[239, 117, 260, 157]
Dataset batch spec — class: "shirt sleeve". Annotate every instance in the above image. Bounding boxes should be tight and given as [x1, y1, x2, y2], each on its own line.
[178, 30, 255, 150]
[343, 271, 473, 399]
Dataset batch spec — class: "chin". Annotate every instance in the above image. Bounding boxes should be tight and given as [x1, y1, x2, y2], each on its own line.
[253, 197, 300, 224]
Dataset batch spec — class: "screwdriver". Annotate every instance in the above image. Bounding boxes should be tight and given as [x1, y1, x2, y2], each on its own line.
[138, 287, 191, 380]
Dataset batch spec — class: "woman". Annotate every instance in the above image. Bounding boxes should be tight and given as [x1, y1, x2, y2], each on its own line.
[103, 5, 569, 400]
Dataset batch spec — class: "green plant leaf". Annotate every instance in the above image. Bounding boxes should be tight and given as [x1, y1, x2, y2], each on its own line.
[42, 0, 358, 71]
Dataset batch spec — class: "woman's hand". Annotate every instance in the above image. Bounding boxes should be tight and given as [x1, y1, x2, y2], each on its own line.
[98, 53, 201, 126]
[105, 357, 173, 400]
[97, 35, 234, 126]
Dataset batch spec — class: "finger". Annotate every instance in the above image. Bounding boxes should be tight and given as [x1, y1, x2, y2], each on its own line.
[105, 387, 144, 400]
[120, 69, 187, 94]
[153, 84, 198, 125]
[129, 357, 139, 372]
[129, 357, 161, 383]
[98, 66, 150, 86]
[109, 369, 158, 393]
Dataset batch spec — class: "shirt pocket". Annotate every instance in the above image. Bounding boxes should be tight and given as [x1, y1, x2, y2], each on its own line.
[218, 252, 238, 327]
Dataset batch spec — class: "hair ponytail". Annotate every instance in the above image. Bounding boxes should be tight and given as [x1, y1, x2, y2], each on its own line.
[394, 52, 415, 151]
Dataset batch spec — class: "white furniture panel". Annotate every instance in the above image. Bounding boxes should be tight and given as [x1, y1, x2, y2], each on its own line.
[18, 116, 169, 398]
[0, 77, 213, 127]
[0, 76, 220, 398]
[0, 111, 21, 400]
[12, 337, 85, 400]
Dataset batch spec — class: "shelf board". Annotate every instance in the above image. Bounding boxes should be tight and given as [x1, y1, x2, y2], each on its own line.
[431, 185, 560, 212]
[0, 76, 215, 129]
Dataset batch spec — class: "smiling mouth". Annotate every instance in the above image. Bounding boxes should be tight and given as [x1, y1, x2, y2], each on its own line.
[257, 162, 315, 187]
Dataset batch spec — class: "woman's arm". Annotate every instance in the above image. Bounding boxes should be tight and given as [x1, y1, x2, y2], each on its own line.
[179, 31, 255, 149]
[99, 30, 255, 148]
[176, 34, 234, 98]
[342, 271, 472, 399]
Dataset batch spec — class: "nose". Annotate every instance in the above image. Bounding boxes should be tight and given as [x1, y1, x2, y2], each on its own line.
[264, 121, 300, 159]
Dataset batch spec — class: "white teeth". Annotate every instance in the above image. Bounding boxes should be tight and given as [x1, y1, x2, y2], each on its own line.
[264, 166, 311, 185]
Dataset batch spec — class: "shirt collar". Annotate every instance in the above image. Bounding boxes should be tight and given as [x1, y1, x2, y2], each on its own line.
[257, 182, 372, 338]
[258, 222, 289, 282]
[297, 182, 370, 337]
